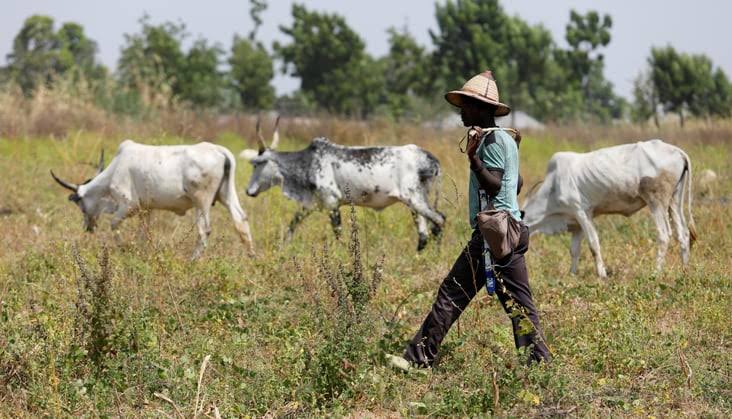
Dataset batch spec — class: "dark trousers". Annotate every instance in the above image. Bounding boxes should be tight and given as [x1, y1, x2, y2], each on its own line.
[404, 225, 551, 366]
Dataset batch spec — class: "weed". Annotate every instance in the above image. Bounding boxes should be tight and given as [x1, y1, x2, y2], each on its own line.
[300, 204, 384, 407]
[71, 245, 114, 373]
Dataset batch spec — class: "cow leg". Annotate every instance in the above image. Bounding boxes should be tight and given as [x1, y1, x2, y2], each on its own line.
[406, 196, 445, 233]
[192, 207, 212, 260]
[569, 226, 583, 275]
[110, 208, 128, 230]
[669, 185, 690, 266]
[430, 210, 445, 238]
[286, 208, 314, 241]
[329, 208, 342, 239]
[406, 196, 444, 250]
[108, 208, 128, 247]
[574, 210, 607, 278]
[412, 212, 429, 251]
[218, 190, 255, 256]
[648, 202, 671, 272]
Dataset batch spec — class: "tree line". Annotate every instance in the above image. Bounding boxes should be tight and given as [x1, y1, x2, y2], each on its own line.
[1, 0, 731, 125]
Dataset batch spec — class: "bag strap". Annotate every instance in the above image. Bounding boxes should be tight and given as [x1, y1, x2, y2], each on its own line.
[477, 127, 519, 138]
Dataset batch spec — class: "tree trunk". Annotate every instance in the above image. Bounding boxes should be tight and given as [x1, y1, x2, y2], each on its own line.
[679, 108, 685, 128]
[651, 96, 660, 129]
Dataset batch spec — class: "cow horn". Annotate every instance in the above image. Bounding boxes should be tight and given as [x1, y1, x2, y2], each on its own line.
[50, 170, 78, 192]
[270, 115, 281, 149]
[96, 149, 105, 175]
[256, 116, 266, 153]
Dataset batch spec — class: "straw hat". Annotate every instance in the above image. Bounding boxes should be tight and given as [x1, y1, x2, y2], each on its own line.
[445, 70, 511, 116]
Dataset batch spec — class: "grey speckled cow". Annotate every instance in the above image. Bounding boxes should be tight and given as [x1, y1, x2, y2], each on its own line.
[243, 120, 444, 250]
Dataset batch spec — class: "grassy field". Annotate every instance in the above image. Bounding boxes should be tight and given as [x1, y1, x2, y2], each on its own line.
[0, 121, 730, 417]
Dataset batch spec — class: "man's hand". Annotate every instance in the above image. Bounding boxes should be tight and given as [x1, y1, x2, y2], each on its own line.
[465, 126, 482, 158]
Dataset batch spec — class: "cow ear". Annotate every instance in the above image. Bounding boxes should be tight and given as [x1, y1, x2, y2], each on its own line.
[69, 193, 81, 203]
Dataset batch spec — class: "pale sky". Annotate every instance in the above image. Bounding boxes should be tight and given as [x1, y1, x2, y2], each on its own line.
[2, 0, 731, 99]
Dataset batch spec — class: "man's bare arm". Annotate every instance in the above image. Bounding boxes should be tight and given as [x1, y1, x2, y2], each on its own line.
[469, 155, 502, 196]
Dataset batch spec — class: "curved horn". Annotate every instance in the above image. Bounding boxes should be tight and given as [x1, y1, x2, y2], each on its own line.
[96, 149, 105, 175]
[526, 179, 544, 199]
[50, 170, 78, 192]
[256, 116, 266, 153]
[270, 115, 281, 149]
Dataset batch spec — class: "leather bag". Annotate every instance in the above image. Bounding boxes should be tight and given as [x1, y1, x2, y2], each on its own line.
[476, 209, 521, 260]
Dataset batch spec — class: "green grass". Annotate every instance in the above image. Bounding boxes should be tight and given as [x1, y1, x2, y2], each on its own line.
[0, 128, 730, 416]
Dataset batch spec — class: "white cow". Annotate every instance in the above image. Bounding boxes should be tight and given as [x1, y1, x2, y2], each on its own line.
[523, 139, 696, 277]
[51, 140, 255, 258]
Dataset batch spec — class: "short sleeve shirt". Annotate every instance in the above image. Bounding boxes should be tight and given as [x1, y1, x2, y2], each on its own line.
[468, 129, 522, 227]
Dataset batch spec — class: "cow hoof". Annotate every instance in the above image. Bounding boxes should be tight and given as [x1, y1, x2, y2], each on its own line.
[430, 225, 443, 238]
[417, 235, 428, 251]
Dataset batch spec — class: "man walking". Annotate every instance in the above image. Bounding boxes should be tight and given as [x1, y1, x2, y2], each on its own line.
[390, 70, 551, 369]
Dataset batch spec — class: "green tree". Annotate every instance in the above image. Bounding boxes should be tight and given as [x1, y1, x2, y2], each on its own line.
[705, 69, 732, 118]
[178, 39, 225, 107]
[501, 15, 558, 122]
[274, 4, 384, 116]
[56, 23, 100, 74]
[381, 27, 430, 118]
[647, 46, 731, 126]
[229, 36, 275, 110]
[429, 0, 567, 121]
[118, 15, 227, 107]
[5, 15, 104, 94]
[649, 46, 684, 125]
[227, 0, 275, 110]
[430, 0, 509, 94]
[685, 57, 732, 119]
[117, 16, 187, 100]
[561, 10, 622, 121]
[564, 10, 611, 82]
[631, 70, 659, 127]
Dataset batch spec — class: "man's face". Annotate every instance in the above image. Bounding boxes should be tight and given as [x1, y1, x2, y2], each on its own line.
[460, 103, 482, 127]
[459, 99, 496, 127]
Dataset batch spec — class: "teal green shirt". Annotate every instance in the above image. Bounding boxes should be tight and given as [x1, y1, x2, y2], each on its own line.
[468, 129, 522, 228]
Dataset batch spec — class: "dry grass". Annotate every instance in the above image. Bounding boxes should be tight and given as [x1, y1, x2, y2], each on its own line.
[0, 92, 730, 416]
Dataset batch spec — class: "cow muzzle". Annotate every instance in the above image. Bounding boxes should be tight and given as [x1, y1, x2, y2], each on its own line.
[246, 186, 259, 197]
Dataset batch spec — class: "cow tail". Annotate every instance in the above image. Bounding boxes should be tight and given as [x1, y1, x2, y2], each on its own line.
[216, 148, 237, 206]
[681, 149, 697, 244]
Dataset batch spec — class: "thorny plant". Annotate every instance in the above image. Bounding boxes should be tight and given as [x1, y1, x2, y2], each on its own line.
[72, 244, 114, 373]
[300, 202, 384, 406]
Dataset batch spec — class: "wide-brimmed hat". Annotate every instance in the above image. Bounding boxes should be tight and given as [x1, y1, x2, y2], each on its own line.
[445, 70, 511, 116]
